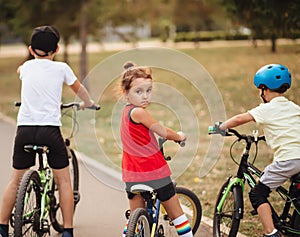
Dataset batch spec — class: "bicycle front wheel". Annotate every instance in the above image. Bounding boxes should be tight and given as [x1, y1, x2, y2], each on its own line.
[126, 208, 151, 237]
[160, 186, 202, 236]
[50, 148, 80, 233]
[213, 180, 243, 237]
[14, 170, 43, 237]
[176, 187, 202, 234]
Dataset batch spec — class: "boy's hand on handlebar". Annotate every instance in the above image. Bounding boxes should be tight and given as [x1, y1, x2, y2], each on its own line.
[79, 100, 100, 110]
[208, 122, 228, 136]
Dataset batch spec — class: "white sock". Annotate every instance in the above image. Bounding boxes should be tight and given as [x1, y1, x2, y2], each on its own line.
[122, 219, 128, 237]
[266, 229, 278, 235]
[172, 214, 193, 237]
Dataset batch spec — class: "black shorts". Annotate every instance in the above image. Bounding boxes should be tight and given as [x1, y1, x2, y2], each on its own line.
[126, 178, 176, 202]
[13, 126, 69, 170]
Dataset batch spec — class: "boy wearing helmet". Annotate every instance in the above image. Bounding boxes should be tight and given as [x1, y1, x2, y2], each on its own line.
[0, 26, 96, 237]
[218, 64, 300, 237]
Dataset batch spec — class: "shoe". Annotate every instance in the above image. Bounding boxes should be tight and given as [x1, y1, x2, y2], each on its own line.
[0, 226, 8, 237]
[262, 230, 282, 237]
[62, 231, 73, 237]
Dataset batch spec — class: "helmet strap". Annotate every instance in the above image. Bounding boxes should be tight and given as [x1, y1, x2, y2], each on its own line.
[260, 88, 268, 103]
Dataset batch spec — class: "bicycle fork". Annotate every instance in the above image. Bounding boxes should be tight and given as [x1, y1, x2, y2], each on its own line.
[217, 177, 244, 220]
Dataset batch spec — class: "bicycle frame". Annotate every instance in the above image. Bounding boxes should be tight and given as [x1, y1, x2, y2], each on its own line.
[144, 192, 162, 237]
[38, 149, 53, 226]
[25, 145, 54, 232]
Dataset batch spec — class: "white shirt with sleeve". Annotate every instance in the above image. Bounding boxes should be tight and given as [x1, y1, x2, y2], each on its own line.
[248, 96, 300, 162]
[17, 58, 77, 126]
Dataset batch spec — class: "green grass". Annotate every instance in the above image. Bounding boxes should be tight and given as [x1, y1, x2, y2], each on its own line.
[1, 42, 300, 237]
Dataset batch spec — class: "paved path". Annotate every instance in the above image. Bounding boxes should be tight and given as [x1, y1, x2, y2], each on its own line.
[0, 115, 214, 236]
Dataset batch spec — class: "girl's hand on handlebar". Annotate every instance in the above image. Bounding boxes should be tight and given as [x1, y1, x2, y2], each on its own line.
[177, 131, 186, 147]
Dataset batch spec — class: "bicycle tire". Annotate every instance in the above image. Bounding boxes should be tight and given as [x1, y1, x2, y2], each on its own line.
[176, 187, 202, 234]
[159, 186, 202, 236]
[291, 210, 300, 237]
[213, 180, 243, 237]
[50, 148, 80, 233]
[126, 208, 151, 237]
[14, 170, 43, 237]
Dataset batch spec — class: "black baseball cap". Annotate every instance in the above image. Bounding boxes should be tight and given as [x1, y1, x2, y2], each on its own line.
[30, 25, 60, 56]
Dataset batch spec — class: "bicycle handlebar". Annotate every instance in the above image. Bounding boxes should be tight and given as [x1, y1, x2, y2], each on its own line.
[158, 137, 185, 161]
[158, 137, 186, 148]
[208, 123, 265, 143]
[15, 101, 101, 111]
[60, 102, 101, 111]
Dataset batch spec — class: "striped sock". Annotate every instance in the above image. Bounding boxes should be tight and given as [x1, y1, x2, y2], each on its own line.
[173, 214, 193, 237]
[122, 220, 128, 237]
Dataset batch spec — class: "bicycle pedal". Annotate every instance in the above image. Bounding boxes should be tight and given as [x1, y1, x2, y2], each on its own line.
[125, 209, 130, 219]
[163, 214, 170, 221]
[73, 191, 80, 204]
[37, 219, 50, 235]
[250, 209, 258, 215]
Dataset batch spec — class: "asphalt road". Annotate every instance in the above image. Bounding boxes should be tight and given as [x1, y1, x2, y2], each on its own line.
[0, 116, 215, 237]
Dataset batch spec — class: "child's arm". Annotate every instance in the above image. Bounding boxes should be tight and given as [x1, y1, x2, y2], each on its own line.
[131, 107, 185, 141]
[219, 112, 255, 130]
[70, 80, 94, 108]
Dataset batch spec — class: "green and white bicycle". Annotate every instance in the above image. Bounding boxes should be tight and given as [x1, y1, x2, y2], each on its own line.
[12, 102, 100, 237]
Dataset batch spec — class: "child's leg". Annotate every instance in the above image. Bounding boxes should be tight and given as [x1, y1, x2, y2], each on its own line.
[161, 195, 193, 237]
[122, 193, 145, 237]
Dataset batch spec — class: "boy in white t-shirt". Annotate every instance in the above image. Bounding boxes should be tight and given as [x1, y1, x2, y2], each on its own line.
[0, 25, 96, 237]
[218, 64, 300, 237]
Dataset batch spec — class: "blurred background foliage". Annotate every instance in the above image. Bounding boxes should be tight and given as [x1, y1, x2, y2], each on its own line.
[1, 0, 300, 79]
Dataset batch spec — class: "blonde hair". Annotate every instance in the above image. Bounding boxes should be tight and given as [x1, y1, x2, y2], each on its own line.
[121, 61, 152, 92]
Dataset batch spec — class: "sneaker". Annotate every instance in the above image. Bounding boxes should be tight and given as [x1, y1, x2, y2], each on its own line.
[62, 231, 73, 237]
[262, 230, 282, 237]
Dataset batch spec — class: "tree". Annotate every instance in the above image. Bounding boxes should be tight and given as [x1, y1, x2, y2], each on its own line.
[173, 0, 225, 32]
[221, 0, 300, 52]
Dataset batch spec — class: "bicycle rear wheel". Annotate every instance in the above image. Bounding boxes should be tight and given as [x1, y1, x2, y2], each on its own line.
[213, 180, 243, 237]
[50, 148, 80, 233]
[160, 186, 202, 236]
[14, 170, 44, 237]
[290, 210, 300, 237]
[126, 208, 151, 237]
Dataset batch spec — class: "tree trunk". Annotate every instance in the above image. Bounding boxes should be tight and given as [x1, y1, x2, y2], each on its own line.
[63, 37, 69, 64]
[271, 34, 276, 53]
[80, 0, 88, 88]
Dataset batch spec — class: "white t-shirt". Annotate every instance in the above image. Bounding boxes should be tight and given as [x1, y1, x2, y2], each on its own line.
[17, 58, 77, 126]
[248, 96, 300, 162]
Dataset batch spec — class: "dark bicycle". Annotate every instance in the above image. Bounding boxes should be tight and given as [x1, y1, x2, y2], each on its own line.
[208, 124, 300, 237]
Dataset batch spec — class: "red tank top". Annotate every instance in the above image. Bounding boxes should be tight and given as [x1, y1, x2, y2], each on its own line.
[120, 104, 171, 182]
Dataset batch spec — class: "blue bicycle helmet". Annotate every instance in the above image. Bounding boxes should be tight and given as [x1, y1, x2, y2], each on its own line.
[254, 64, 291, 90]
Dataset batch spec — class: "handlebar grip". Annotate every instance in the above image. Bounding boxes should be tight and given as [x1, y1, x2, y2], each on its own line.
[208, 125, 217, 134]
[208, 124, 227, 136]
[87, 104, 101, 110]
[178, 140, 186, 147]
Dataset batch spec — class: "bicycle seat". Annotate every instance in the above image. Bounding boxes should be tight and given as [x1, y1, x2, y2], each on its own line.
[130, 184, 154, 193]
[24, 145, 49, 154]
